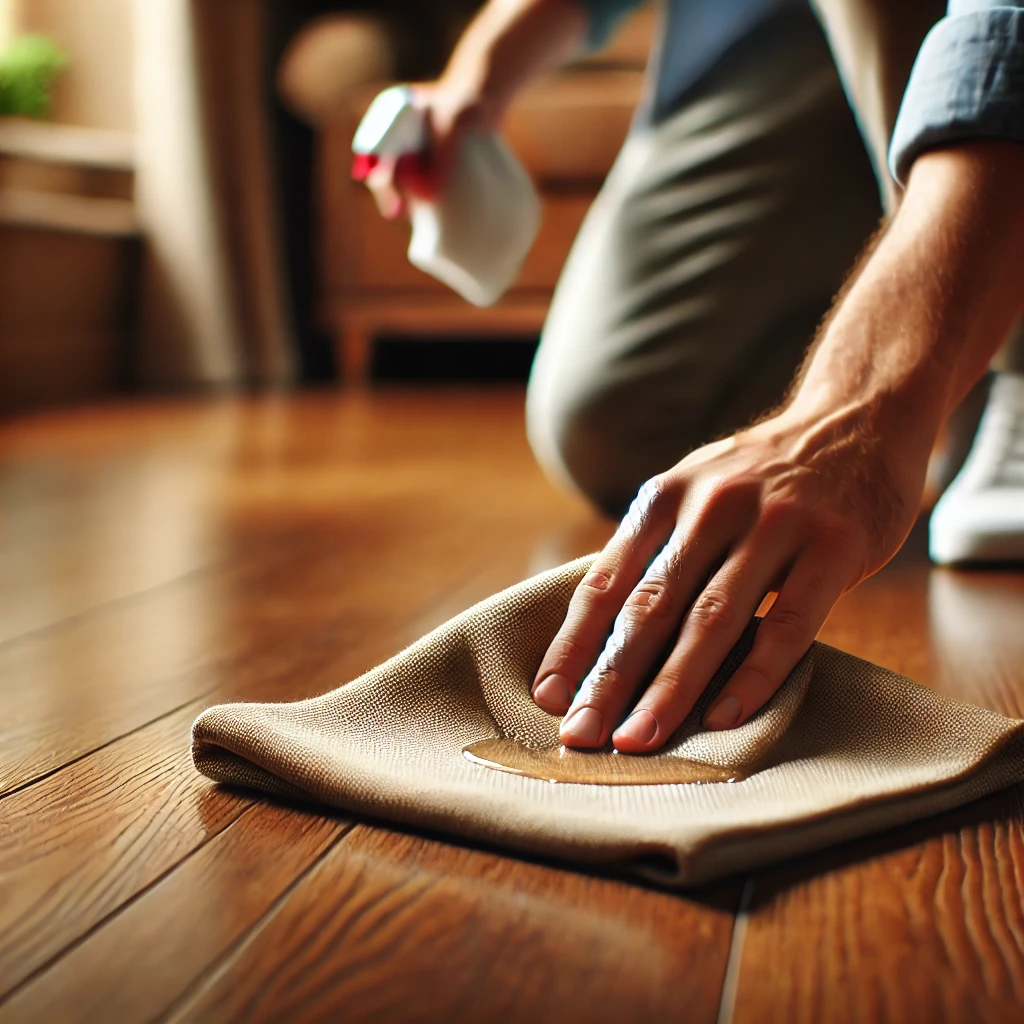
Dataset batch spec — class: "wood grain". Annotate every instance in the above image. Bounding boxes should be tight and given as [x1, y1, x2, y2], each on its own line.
[0, 391, 620, 1017]
[732, 538, 1024, 1024]
[0, 391, 597, 794]
[0, 706, 247, 998]
[3, 390, 1024, 1024]
[0, 803, 348, 1023]
[172, 825, 741, 1024]
[733, 786, 1024, 1024]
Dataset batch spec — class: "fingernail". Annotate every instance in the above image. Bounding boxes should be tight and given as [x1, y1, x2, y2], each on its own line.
[531, 673, 572, 714]
[704, 695, 742, 730]
[561, 706, 603, 746]
[613, 709, 658, 747]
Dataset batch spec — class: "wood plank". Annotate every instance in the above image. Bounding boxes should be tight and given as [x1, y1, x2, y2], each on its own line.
[0, 505, 598, 796]
[0, 390, 614, 1011]
[731, 538, 1024, 1024]
[0, 398, 226, 645]
[0, 551, 561, 999]
[732, 787, 1024, 1024]
[5, 389, 1024, 1024]
[0, 391, 586, 641]
[0, 803, 348, 1023]
[0, 529, 457, 794]
[0, 392, 595, 794]
[814, 527, 1024, 717]
[170, 825, 742, 1024]
[0, 706, 247, 998]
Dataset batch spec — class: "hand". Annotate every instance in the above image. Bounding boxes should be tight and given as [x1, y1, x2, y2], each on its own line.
[360, 0, 588, 220]
[362, 79, 494, 221]
[531, 138, 1024, 754]
[531, 400, 929, 752]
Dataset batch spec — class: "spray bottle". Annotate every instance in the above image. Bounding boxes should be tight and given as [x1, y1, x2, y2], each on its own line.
[351, 85, 541, 308]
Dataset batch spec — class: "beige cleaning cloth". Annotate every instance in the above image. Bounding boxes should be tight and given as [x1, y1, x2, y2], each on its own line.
[192, 556, 1024, 885]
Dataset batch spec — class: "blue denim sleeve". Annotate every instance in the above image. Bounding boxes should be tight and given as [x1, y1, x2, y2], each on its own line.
[578, 0, 646, 49]
[889, 1, 1024, 183]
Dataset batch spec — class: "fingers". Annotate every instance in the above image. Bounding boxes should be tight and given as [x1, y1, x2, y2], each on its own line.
[610, 524, 799, 753]
[365, 157, 406, 220]
[701, 552, 846, 731]
[557, 511, 739, 749]
[531, 479, 676, 719]
[362, 86, 463, 219]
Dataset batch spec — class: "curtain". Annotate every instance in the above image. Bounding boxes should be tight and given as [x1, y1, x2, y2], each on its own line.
[134, 0, 296, 389]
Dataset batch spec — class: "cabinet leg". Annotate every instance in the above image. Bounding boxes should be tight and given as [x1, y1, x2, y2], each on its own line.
[336, 320, 372, 385]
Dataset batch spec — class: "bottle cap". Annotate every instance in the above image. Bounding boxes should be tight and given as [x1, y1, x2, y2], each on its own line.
[352, 85, 426, 158]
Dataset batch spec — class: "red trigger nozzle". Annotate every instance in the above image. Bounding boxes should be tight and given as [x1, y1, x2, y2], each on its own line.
[351, 153, 380, 182]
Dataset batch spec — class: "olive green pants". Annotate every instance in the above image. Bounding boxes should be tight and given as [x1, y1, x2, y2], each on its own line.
[526, 5, 882, 515]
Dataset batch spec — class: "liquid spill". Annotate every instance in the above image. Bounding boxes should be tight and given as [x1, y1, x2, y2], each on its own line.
[462, 738, 745, 786]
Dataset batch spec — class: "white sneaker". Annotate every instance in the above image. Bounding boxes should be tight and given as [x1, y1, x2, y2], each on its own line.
[930, 372, 1024, 565]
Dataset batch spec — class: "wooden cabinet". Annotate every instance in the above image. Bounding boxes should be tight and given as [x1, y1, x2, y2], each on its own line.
[0, 119, 138, 412]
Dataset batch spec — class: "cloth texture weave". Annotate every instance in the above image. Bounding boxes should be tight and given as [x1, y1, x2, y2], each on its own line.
[192, 556, 1024, 885]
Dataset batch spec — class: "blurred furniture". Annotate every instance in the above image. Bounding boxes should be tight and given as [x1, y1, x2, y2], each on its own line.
[1, 0, 298, 407]
[288, 6, 656, 381]
[0, 117, 138, 412]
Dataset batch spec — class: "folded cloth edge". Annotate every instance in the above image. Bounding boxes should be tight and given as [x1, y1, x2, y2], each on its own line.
[190, 556, 1024, 886]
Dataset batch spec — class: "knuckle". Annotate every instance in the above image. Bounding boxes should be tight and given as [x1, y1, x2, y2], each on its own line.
[547, 635, 587, 666]
[644, 473, 676, 505]
[758, 496, 802, 533]
[763, 605, 812, 645]
[578, 665, 627, 703]
[578, 568, 614, 594]
[537, 634, 588, 679]
[699, 476, 732, 512]
[642, 671, 694, 713]
[625, 576, 674, 619]
[690, 589, 735, 631]
[699, 476, 758, 522]
[573, 568, 620, 614]
[621, 476, 670, 533]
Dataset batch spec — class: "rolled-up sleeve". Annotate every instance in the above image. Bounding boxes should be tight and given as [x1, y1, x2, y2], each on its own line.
[890, 1, 1024, 183]
[577, 0, 647, 50]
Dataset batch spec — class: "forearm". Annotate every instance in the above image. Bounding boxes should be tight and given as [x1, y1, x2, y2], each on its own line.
[792, 140, 1024, 455]
[439, 0, 589, 124]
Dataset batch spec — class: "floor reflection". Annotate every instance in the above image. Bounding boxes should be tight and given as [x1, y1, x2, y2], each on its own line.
[929, 567, 1024, 717]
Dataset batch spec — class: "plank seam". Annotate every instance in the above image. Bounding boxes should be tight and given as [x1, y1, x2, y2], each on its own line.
[716, 876, 755, 1024]
[0, 697, 207, 803]
[1, 556, 485, 799]
[0, 559, 231, 653]
[0, 796, 255, 1006]
[153, 820, 359, 1023]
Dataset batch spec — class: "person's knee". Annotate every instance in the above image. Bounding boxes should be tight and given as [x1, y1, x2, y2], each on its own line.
[527, 367, 684, 518]
[527, 375, 621, 516]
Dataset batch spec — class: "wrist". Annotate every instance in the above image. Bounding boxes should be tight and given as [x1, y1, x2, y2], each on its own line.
[791, 140, 1024, 449]
[438, 0, 588, 128]
[435, 39, 503, 130]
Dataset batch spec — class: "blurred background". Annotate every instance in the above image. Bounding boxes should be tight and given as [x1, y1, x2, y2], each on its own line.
[0, 0, 654, 413]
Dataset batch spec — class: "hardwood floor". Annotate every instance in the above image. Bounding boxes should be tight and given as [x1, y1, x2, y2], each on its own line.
[1, 389, 1022, 1023]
